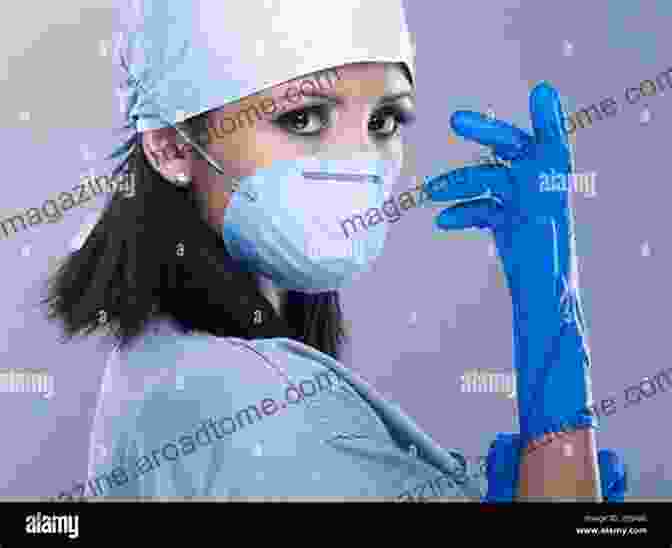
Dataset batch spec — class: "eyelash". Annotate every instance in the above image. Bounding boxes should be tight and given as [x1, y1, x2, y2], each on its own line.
[273, 104, 415, 139]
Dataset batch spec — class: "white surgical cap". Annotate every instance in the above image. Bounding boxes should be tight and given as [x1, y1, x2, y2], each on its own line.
[109, 0, 415, 165]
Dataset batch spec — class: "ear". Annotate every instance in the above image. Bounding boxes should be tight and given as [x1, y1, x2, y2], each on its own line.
[141, 126, 193, 181]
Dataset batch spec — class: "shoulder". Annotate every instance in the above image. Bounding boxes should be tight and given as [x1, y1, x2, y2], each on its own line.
[87, 319, 298, 496]
[90, 318, 281, 451]
[109, 318, 293, 417]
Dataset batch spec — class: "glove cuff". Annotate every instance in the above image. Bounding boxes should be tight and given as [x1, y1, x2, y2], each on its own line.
[482, 433, 628, 502]
[483, 433, 522, 502]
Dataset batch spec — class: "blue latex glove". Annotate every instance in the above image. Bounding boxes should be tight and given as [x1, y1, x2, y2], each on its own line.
[482, 434, 628, 502]
[424, 82, 596, 448]
[598, 449, 628, 502]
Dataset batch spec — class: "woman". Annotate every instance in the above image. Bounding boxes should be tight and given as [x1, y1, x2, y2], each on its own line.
[42, 0, 626, 501]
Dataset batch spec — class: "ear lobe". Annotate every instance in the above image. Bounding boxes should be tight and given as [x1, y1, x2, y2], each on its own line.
[141, 128, 194, 183]
[142, 130, 166, 168]
[142, 139, 163, 169]
[142, 126, 181, 164]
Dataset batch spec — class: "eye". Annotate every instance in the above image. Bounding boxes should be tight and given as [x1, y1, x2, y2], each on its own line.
[273, 102, 416, 139]
[369, 105, 415, 139]
[274, 105, 328, 136]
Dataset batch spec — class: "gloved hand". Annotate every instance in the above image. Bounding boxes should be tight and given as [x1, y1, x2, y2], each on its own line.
[482, 434, 628, 502]
[423, 82, 596, 448]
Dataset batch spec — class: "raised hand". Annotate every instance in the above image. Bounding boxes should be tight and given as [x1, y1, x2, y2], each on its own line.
[424, 82, 596, 448]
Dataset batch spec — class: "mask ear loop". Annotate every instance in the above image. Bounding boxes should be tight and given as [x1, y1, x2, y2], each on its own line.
[159, 118, 241, 194]
[126, 70, 240, 193]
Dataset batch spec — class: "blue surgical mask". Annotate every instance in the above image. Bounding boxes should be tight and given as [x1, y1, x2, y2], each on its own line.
[221, 151, 401, 293]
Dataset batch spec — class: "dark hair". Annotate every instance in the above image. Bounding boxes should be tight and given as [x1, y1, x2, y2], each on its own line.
[40, 115, 348, 359]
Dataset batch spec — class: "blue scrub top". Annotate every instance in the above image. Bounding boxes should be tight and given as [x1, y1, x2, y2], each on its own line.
[86, 316, 486, 500]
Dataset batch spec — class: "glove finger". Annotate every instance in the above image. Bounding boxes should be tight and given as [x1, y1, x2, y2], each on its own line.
[529, 82, 570, 149]
[451, 110, 533, 157]
[424, 165, 513, 204]
[598, 449, 627, 502]
[435, 200, 502, 231]
[491, 138, 535, 162]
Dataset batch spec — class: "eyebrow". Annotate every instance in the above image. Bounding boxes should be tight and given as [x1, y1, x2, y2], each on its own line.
[296, 90, 415, 105]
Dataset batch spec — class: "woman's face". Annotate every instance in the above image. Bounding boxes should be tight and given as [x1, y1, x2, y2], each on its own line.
[145, 62, 415, 231]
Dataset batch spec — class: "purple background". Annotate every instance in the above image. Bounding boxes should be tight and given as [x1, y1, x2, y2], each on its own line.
[1, 1, 670, 498]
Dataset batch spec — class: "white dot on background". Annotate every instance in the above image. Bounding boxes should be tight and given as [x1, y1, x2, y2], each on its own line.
[563, 444, 573, 457]
[96, 443, 107, 458]
[255, 40, 265, 56]
[80, 144, 95, 162]
[113, 32, 125, 59]
[20, 244, 31, 257]
[311, 471, 321, 481]
[488, 241, 497, 258]
[176, 375, 184, 391]
[116, 86, 127, 115]
[252, 442, 263, 457]
[408, 311, 417, 326]
[641, 241, 651, 257]
[640, 108, 652, 125]
[19, 111, 30, 122]
[562, 40, 574, 57]
[99, 39, 109, 57]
